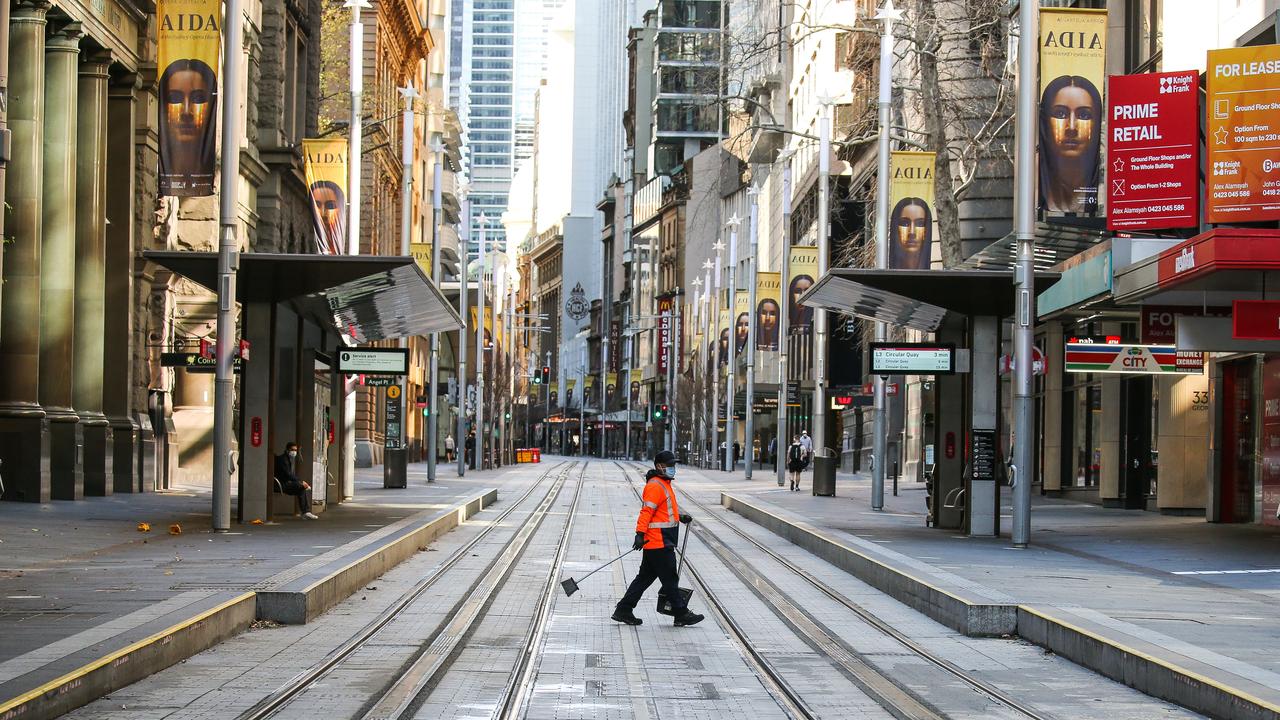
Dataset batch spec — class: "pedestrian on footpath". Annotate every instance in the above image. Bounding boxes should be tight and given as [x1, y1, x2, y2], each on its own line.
[799, 430, 813, 467]
[786, 435, 805, 491]
[613, 450, 705, 627]
[275, 442, 317, 519]
[465, 430, 476, 469]
[445, 434, 455, 463]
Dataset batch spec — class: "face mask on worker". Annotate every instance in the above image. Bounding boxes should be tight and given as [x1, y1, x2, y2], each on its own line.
[289, 450, 298, 459]
[663, 466, 676, 479]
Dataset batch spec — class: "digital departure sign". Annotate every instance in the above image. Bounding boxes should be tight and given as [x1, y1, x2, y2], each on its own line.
[869, 343, 955, 375]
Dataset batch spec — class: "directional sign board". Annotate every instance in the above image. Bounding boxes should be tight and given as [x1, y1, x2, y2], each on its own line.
[160, 353, 242, 373]
[869, 343, 955, 375]
[337, 348, 409, 376]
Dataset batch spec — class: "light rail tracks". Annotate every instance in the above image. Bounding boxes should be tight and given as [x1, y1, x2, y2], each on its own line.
[617, 461, 1054, 720]
[238, 461, 582, 720]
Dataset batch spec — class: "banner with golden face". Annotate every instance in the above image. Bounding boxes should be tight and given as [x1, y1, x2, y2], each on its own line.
[733, 291, 750, 354]
[629, 369, 642, 404]
[787, 246, 819, 336]
[157, 0, 221, 197]
[470, 307, 494, 351]
[889, 151, 935, 269]
[606, 372, 618, 406]
[302, 139, 348, 254]
[1039, 8, 1107, 218]
[755, 272, 781, 351]
[717, 308, 730, 366]
[566, 377, 576, 408]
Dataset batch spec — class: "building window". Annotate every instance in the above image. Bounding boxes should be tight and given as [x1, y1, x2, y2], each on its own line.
[1126, 0, 1162, 73]
[655, 98, 718, 134]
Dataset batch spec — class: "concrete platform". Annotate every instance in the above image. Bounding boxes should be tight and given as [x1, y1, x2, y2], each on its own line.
[0, 461, 523, 720]
[702, 466, 1280, 720]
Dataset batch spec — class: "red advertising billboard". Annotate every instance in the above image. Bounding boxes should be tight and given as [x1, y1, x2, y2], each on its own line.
[1107, 71, 1199, 231]
[657, 297, 672, 374]
[1233, 300, 1280, 340]
[1207, 45, 1280, 223]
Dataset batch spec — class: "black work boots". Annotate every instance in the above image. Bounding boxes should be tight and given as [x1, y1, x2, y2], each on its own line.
[611, 607, 643, 625]
[673, 610, 705, 626]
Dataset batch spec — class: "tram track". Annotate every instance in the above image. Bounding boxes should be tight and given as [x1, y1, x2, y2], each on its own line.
[237, 461, 579, 720]
[617, 461, 1053, 720]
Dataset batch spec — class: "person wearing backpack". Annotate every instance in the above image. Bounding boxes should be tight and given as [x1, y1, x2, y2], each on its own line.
[786, 435, 806, 491]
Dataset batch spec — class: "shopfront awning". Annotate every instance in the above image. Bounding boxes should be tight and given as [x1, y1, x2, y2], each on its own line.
[1111, 228, 1280, 307]
[799, 268, 1061, 332]
[958, 222, 1109, 272]
[144, 251, 463, 342]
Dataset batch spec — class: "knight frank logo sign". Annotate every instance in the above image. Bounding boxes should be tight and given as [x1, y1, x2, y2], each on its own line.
[1107, 71, 1199, 230]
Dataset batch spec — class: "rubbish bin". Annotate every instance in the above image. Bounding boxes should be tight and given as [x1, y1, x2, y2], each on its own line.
[812, 447, 837, 497]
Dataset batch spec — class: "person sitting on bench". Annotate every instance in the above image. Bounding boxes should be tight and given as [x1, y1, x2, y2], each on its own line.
[275, 442, 317, 519]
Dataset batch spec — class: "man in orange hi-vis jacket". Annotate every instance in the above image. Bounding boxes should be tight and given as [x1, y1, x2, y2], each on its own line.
[612, 450, 705, 627]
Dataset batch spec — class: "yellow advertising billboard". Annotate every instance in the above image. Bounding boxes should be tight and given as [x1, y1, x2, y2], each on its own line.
[302, 139, 348, 255]
[1207, 45, 1280, 223]
[889, 151, 935, 269]
[787, 246, 819, 336]
[1039, 7, 1107, 217]
[755, 272, 781, 351]
[157, 0, 221, 197]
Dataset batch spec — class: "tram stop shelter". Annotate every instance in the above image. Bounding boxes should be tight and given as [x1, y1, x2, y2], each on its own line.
[144, 251, 462, 524]
[799, 268, 1059, 537]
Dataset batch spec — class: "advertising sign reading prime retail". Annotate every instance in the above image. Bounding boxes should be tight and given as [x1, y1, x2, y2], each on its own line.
[1207, 45, 1280, 223]
[1107, 71, 1199, 230]
[869, 343, 955, 375]
[337, 348, 409, 375]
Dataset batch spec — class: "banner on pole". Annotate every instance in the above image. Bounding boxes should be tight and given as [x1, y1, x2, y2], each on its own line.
[787, 246, 818, 336]
[718, 309, 730, 366]
[657, 296, 674, 374]
[606, 372, 618, 406]
[1106, 71, 1199, 230]
[1207, 44, 1280, 223]
[733, 290, 750, 353]
[302, 139, 349, 254]
[630, 369, 642, 404]
[1038, 7, 1107, 218]
[157, 0, 221, 197]
[888, 151, 935, 269]
[755, 272, 781, 351]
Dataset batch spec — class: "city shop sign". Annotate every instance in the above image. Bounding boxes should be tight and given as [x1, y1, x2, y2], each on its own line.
[1065, 342, 1203, 375]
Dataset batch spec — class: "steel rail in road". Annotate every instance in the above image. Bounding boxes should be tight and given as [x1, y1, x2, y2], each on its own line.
[360, 460, 586, 720]
[619, 461, 1054, 720]
[237, 461, 574, 720]
[615, 463, 817, 720]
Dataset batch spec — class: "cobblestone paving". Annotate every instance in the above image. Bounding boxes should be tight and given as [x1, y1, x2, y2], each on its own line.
[59, 458, 1206, 719]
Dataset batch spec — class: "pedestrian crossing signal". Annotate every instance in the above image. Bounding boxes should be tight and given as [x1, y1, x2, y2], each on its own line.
[653, 404, 669, 420]
[540, 366, 551, 385]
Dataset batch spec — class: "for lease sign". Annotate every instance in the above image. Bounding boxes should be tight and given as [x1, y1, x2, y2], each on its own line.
[1207, 45, 1280, 223]
[1107, 71, 1199, 230]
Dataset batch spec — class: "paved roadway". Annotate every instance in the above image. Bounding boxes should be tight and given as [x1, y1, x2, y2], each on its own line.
[53, 458, 1199, 720]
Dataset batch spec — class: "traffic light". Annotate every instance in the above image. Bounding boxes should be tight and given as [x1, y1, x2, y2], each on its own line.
[532, 372, 541, 385]
[540, 366, 550, 385]
[504, 411, 512, 420]
[653, 404, 669, 421]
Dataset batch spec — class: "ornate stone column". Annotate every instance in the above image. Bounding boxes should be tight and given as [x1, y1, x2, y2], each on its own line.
[104, 72, 140, 492]
[42, 22, 82, 500]
[76, 52, 112, 495]
[0, 1, 52, 503]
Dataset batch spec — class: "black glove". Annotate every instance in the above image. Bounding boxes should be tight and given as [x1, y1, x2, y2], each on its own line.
[680, 514, 692, 524]
[632, 532, 646, 550]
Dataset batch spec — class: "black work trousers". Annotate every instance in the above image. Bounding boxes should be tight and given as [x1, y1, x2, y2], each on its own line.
[283, 481, 312, 514]
[617, 547, 685, 613]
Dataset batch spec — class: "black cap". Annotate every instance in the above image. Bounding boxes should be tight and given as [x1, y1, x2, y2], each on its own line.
[654, 450, 677, 466]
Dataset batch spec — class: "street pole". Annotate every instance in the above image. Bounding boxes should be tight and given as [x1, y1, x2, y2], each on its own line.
[724, 214, 740, 473]
[871, 0, 900, 511]
[476, 215, 487, 470]
[212, 0, 246, 531]
[456, 190, 469, 476]
[342, 0, 368, 503]
[428, 136, 442, 481]
[745, 185, 760, 480]
[1011, 0, 1038, 548]
[813, 103, 831, 485]
[776, 150, 793, 487]
[544, 350, 551, 454]
[710, 242, 723, 469]
[384, 86, 415, 488]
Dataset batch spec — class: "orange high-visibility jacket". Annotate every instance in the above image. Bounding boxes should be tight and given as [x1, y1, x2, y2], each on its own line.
[636, 470, 680, 550]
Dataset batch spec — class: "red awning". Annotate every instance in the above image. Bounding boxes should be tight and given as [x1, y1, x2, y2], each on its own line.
[1113, 228, 1280, 306]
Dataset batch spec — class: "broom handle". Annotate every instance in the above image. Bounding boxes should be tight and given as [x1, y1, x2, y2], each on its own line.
[675, 521, 691, 579]
[575, 548, 634, 584]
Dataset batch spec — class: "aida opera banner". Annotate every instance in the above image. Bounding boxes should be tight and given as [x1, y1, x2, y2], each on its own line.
[157, 0, 221, 196]
[1106, 71, 1200, 231]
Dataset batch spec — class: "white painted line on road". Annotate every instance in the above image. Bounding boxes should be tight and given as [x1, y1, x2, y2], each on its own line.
[6, 595, 41, 599]
[1173, 568, 1280, 575]
[289, 554, 314, 557]
[312, 545, 336, 549]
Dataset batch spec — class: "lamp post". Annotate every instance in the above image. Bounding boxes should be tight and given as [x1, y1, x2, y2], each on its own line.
[212, 0, 247, 530]
[384, 86, 416, 489]
[427, 135, 443, 482]
[744, 185, 760, 480]
[456, 184, 469, 476]
[708, 245, 723, 469]
[723, 214, 741, 473]
[776, 149, 794, 487]
[1011, 0, 1038, 547]
[691, 275, 704, 461]
[870, 0, 902, 511]
[813, 96, 833, 487]
[475, 214, 487, 470]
